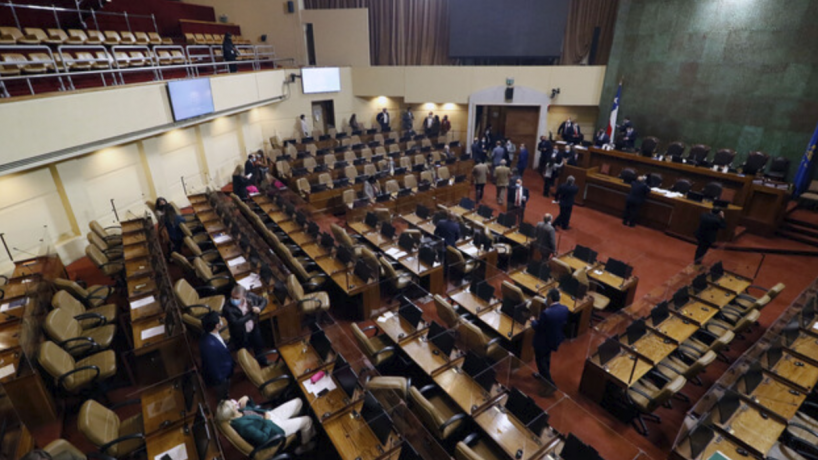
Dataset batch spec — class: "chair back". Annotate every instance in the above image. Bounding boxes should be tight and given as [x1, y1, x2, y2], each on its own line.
[44, 307, 84, 345]
[446, 246, 465, 266]
[688, 145, 711, 163]
[457, 321, 490, 356]
[364, 164, 377, 176]
[331, 223, 356, 247]
[408, 387, 447, 437]
[319, 173, 332, 187]
[743, 151, 769, 175]
[304, 157, 316, 172]
[39, 341, 76, 387]
[184, 237, 205, 257]
[171, 252, 196, 275]
[647, 173, 663, 188]
[79, 400, 122, 452]
[296, 178, 310, 194]
[404, 175, 418, 189]
[640, 137, 659, 156]
[671, 179, 692, 194]
[455, 442, 484, 460]
[665, 142, 686, 158]
[350, 323, 378, 358]
[702, 181, 723, 201]
[549, 258, 572, 280]
[174, 278, 200, 306]
[52, 290, 86, 316]
[343, 189, 355, 206]
[237, 348, 264, 388]
[420, 171, 434, 183]
[619, 168, 637, 184]
[344, 165, 358, 180]
[385, 180, 400, 194]
[501, 281, 526, 305]
[193, 258, 216, 281]
[434, 294, 460, 328]
[87, 231, 112, 252]
[89, 220, 109, 240]
[286, 274, 305, 300]
[713, 149, 736, 167]
[438, 166, 451, 180]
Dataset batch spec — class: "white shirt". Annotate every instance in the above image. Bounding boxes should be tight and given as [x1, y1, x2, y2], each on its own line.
[426, 116, 434, 128]
[516, 187, 523, 206]
[211, 331, 226, 348]
[300, 119, 310, 137]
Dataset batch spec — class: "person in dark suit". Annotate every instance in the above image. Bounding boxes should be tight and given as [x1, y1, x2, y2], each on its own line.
[553, 176, 578, 230]
[621, 126, 638, 150]
[223, 285, 267, 362]
[619, 116, 632, 135]
[535, 213, 557, 259]
[623, 175, 651, 227]
[563, 145, 578, 166]
[531, 288, 569, 389]
[434, 211, 461, 247]
[376, 108, 390, 131]
[244, 153, 258, 186]
[537, 136, 552, 174]
[557, 118, 581, 144]
[200, 312, 234, 400]
[222, 32, 239, 73]
[695, 207, 726, 264]
[471, 137, 485, 163]
[401, 107, 414, 132]
[541, 146, 564, 197]
[232, 165, 251, 200]
[516, 143, 529, 177]
[507, 178, 530, 225]
[472, 160, 488, 203]
[593, 129, 610, 147]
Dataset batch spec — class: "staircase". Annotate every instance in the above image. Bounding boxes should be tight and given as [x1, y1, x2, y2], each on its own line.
[778, 214, 818, 249]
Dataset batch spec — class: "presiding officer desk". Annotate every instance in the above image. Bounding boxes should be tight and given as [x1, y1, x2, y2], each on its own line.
[564, 147, 790, 241]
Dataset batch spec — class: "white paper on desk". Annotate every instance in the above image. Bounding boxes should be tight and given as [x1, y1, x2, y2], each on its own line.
[147, 395, 178, 418]
[238, 273, 262, 290]
[228, 256, 247, 267]
[212, 234, 232, 244]
[141, 325, 165, 340]
[130, 296, 155, 310]
[377, 311, 396, 323]
[812, 323, 818, 332]
[0, 297, 28, 312]
[0, 364, 15, 379]
[154, 443, 188, 460]
[303, 374, 337, 396]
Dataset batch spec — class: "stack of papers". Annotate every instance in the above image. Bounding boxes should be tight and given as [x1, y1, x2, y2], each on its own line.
[154, 444, 188, 460]
[213, 234, 232, 244]
[228, 256, 247, 267]
[141, 325, 165, 340]
[303, 374, 337, 396]
[130, 296, 155, 310]
[377, 311, 396, 323]
[238, 273, 262, 290]
[0, 364, 16, 380]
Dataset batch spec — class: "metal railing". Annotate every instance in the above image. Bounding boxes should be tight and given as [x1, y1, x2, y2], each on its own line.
[0, 43, 295, 97]
[1, 0, 159, 34]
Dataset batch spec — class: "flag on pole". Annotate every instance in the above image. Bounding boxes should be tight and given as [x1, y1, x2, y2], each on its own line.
[605, 81, 622, 139]
[794, 122, 818, 196]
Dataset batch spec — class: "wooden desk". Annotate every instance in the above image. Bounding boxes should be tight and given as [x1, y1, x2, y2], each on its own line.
[473, 399, 559, 460]
[509, 269, 556, 295]
[621, 332, 677, 365]
[323, 402, 399, 460]
[677, 300, 719, 326]
[745, 375, 805, 420]
[299, 367, 359, 421]
[0, 321, 22, 351]
[279, 340, 331, 379]
[768, 351, 818, 392]
[124, 258, 153, 280]
[587, 267, 639, 309]
[559, 292, 594, 339]
[141, 380, 190, 434]
[123, 243, 150, 261]
[788, 332, 818, 361]
[456, 242, 498, 279]
[579, 351, 653, 404]
[450, 290, 498, 316]
[132, 317, 168, 354]
[121, 220, 148, 234]
[146, 424, 219, 460]
[400, 335, 456, 376]
[0, 348, 22, 384]
[376, 312, 427, 344]
[716, 402, 785, 455]
[711, 271, 752, 294]
[434, 358, 505, 415]
[127, 275, 157, 300]
[695, 284, 737, 308]
[129, 294, 163, 322]
[122, 232, 146, 246]
[315, 256, 349, 275]
[651, 314, 700, 344]
[397, 255, 444, 296]
[676, 432, 762, 460]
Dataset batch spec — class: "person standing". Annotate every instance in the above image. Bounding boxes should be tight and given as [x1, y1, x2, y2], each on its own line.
[593, 128, 610, 147]
[507, 178, 529, 225]
[535, 214, 557, 259]
[349, 113, 360, 131]
[401, 107, 414, 132]
[553, 175, 578, 230]
[505, 139, 516, 166]
[434, 211, 461, 247]
[163, 205, 186, 253]
[531, 288, 569, 390]
[432, 114, 441, 137]
[299, 114, 310, 138]
[621, 126, 638, 150]
[472, 160, 488, 203]
[491, 141, 505, 174]
[424, 112, 435, 136]
[542, 146, 564, 197]
[223, 285, 268, 363]
[517, 143, 529, 177]
[471, 137, 485, 163]
[694, 207, 726, 264]
[376, 108, 390, 131]
[440, 115, 451, 136]
[623, 175, 651, 227]
[494, 160, 510, 206]
[558, 118, 581, 144]
[232, 165, 251, 200]
[200, 312, 234, 400]
[537, 136, 553, 175]
[245, 153, 258, 186]
[222, 32, 239, 73]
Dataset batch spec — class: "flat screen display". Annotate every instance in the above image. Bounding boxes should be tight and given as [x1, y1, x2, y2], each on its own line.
[167, 78, 214, 121]
[302, 67, 341, 94]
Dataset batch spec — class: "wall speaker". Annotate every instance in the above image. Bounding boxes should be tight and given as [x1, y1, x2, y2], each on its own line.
[504, 87, 514, 101]
[260, 34, 267, 42]
[287, 1, 294, 13]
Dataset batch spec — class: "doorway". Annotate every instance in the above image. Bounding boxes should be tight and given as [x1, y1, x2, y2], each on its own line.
[476, 105, 540, 168]
[311, 100, 336, 134]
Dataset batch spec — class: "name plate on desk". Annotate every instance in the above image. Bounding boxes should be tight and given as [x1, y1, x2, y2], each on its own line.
[155, 443, 187, 460]
[228, 256, 247, 267]
[303, 374, 337, 396]
[141, 325, 165, 340]
[377, 311, 396, 323]
[130, 296, 155, 310]
[0, 363, 15, 379]
[212, 234, 232, 244]
[0, 297, 28, 312]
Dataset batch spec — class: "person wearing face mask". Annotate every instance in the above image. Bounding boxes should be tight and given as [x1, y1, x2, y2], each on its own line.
[507, 177, 530, 225]
[223, 285, 268, 364]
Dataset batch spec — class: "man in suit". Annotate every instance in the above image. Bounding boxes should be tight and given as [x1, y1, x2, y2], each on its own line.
[621, 126, 637, 150]
[537, 136, 552, 174]
[507, 178, 530, 225]
[558, 118, 581, 144]
[491, 141, 505, 174]
[623, 175, 651, 227]
[553, 175, 578, 230]
[531, 288, 569, 390]
[619, 116, 632, 135]
[424, 112, 435, 136]
[517, 143, 529, 177]
[434, 211, 460, 247]
[200, 312, 234, 400]
[494, 160, 510, 205]
[593, 128, 610, 147]
[472, 160, 488, 203]
[376, 108, 390, 131]
[244, 153, 258, 186]
[401, 107, 414, 132]
[222, 33, 239, 73]
[471, 137, 485, 163]
[223, 285, 268, 363]
[535, 213, 557, 259]
[695, 207, 726, 264]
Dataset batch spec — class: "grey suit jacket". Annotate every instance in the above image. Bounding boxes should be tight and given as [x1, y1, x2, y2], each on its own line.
[536, 222, 556, 255]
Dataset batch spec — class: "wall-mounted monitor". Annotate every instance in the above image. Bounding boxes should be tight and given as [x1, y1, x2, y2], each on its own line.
[302, 67, 341, 94]
[167, 78, 215, 121]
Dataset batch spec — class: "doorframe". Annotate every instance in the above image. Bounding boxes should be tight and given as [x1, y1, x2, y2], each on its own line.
[467, 86, 552, 166]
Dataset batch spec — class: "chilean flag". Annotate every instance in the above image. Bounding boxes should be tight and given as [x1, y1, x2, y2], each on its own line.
[605, 82, 622, 138]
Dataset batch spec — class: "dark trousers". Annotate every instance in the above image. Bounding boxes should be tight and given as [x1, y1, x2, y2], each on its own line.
[695, 239, 712, 264]
[553, 205, 573, 229]
[226, 56, 237, 73]
[475, 183, 485, 202]
[234, 326, 266, 359]
[623, 199, 642, 226]
[535, 349, 553, 384]
[543, 176, 555, 196]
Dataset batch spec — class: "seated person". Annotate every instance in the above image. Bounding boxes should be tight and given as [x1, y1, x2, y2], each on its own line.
[216, 396, 315, 454]
[223, 285, 268, 364]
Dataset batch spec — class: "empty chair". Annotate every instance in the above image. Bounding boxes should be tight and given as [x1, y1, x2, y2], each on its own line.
[286, 274, 330, 318]
[438, 166, 451, 181]
[646, 173, 663, 188]
[573, 266, 610, 317]
[78, 399, 145, 457]
[318, 172, 333, 189]
[147, 32, 164, 45]
[435, 294, 464, 328]
[103, 31, 120, 45]
[681, 328, 734, 362]
[420, 170, 434, 183]
[404, 174, 418, 190]
[765, 156, 790, 181]
[619, 167, 637, 184]
[45, 28, 69, 44]
[400, 157, 412, 169]
[276, 159, 291, 178]
[21, 28, 48, 44]
[446, 246, 478, 282]
[193, 258, 231, 292]
[344, 151, 357, 163]
[364, 163, 377, 176]
[384, 179, 400, 194]
[457, 321, 507, 362]
[501, 281, 528, 306]
[409, 385, 466, 440]
[655, 350, 716, 386]
[350, 323, 395, 369]
[133, 31, 151, 45]
[237, 348, 291, 401]
[640, 137, 659, 157]
[724, 282, 784, 316]
[85, 245, 123, 278]
[455, 435, 507, 460]
[343, 189, 356, 208]
[741, 151, 769, 176]
[344, 165, 358, 181]
[39, 341, 116, 395]
[665, 141, 686, 160]
[687, 144, 711, 165]
[0, 26, 24, 44]
[365, 376, 410, 400]
[324, 153, 337, 168]
[174, 278, 225, 317]
[90, 220, 122, 245]
[380, 256, 412, 295]
[671, 179, 692, 194]
[296, 178, 311, 195]
[44, 308, 115, 357]
[85, 30, 105, 44]
[705, 308, 759, 340]
[183, 236, 221, 264]
[119, 31, 137, 45]
[627, 375, 687, 435]
[42, 439, 88, 460]
[66, 29, 89, 44]
[0, 54, 25, 76]
[549, 257, 572, 280]
[713, 149, 736, 168]
[54, 278, 114, 309]
[701, 181, 723, 201]
[52, 290, 118, 327]
[303, 156, 317, 172]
